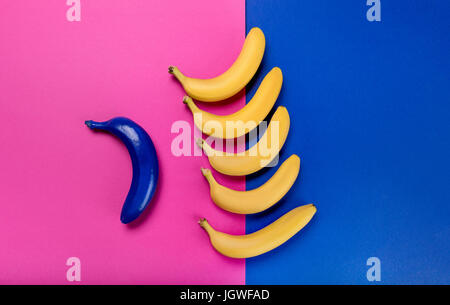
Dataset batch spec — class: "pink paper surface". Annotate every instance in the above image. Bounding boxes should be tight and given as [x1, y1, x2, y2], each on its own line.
[0, 0, 245, 284]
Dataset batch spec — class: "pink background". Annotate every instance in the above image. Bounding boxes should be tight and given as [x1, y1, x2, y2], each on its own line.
[0, 0, 245, 284]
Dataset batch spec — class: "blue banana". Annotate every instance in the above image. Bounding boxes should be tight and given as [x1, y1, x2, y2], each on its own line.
[85, 117, 159, 224]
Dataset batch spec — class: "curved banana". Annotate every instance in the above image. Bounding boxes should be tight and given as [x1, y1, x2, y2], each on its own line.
[184, 67, 282, 139]
[85, 117, 159, 224]
[169, 27, 265, 102]
[199, 204, 316, 258]
[197, 106, 290, 176]
[201, 154, 300, 214]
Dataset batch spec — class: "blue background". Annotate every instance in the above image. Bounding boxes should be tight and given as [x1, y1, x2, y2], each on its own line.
[245, 0, 450, 284]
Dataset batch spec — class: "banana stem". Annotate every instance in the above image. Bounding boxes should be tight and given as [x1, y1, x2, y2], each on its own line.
[196, 138, 215, 157]
[182, 96, 191, 104]
[200, 168, 216, 186]
[195, 138, 204, 149]
[168, 66, 186, 83]
[183, 96, 197, 113]
[85, 120, 107, 130]
[200, 167, 209, 176]
[198, 218, 214, 235]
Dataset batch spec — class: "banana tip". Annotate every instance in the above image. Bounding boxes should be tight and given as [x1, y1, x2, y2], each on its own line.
[168, 66, 175, 74]
[182, 96, 192, 104]
[198, 218, 208, 227]
[200, 168, 210, 176]
[85, 120, 92, 128]
[195, 138, 204, 148]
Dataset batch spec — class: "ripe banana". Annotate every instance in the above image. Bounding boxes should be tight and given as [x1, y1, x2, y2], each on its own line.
[201, 154, 300, 214]
[169, 27, 265, 102]
[196, 106, 290, 176]
[183, 67, 283, 139]
[199, 204, 316, 258]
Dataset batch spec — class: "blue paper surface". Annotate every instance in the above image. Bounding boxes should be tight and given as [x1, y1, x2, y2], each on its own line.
[245, 0, 450, 284]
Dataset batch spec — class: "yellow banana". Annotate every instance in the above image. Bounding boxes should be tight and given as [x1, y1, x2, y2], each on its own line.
[199, 204, 316, 258]
[201, 155, 300, 214]
[169, 27, 265, 102]
[183, 67, 282, 139]
[196, 106, 290, 176]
